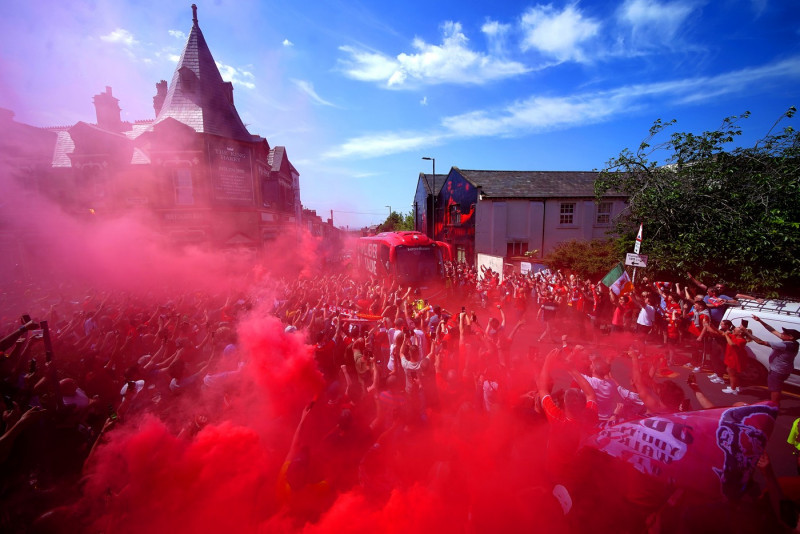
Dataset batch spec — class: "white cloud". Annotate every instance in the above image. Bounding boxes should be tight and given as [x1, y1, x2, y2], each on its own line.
[519, 4, 600, 62]
[420, 96, 428, 106]
[481, 19, 512, 57]
[338, 21, 529, 88]
[440, 93, 627, 138]
[324, 56, 800, 159]
[168, 29, 187, 40]
[215, 61, 256, 89]
[291, 79, 338, 107]
[100, 28, 139, 47]
[322, 131, 440, 159]
[338, 46, 400, 82]
[618, 0, 697, 44]
[283, 39, 294, 47]
[168, 54, 181, 63]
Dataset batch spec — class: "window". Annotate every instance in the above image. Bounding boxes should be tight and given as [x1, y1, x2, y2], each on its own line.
[262, 179, 279, 208]
[559, 202, 575, 225]
[596, 202, 612, 225]
[173, 169, 194, 205]
[456, 246, 466, 263]
[449, 204, 461, 225]
[507, 241, 528, 257]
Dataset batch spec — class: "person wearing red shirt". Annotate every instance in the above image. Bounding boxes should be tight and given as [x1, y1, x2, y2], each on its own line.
[721, 326, 748, 394]
[687, 300, 712, 372]
[538, 347, 598, 491]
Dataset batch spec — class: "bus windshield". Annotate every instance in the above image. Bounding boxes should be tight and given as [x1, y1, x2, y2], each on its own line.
[395, 246, 441, 282]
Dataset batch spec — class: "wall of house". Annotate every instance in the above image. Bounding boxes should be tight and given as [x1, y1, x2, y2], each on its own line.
[413, 178, 429, 235]
[475, 197, 624, 261]
[436, 170, 478, 263]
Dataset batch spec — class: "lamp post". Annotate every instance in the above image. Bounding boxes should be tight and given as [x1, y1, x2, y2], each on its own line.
[422, 157, 435, 239]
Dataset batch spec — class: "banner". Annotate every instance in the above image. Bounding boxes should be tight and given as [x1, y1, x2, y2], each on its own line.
[583, 402, 778, 500]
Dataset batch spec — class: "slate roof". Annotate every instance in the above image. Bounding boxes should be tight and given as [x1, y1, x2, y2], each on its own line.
[268, 146, 285, 171]
[130, 147, 151, 165]
[124, 122, 153, 140]
[146, 6, 252, 142]
[52, 130, 75, 168]
[268, 146, 298, 175]
[453, 169, 625, 199]
[418, 173, 444, 195]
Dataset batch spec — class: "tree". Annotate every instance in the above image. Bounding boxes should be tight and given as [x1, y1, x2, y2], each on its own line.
[378, 210, 414, 232]
[543, 239, 623, 281]
[595, 107, 800, 295]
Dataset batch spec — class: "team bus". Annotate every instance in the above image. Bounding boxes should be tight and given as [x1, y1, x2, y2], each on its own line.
[356, 231, 450, 285]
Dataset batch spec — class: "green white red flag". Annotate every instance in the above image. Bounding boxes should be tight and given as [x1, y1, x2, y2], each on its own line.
[600, 262, 630, 295]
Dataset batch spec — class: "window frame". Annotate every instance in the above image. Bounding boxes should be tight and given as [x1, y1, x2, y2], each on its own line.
[506, 241, 528, 258]
[559, 202, 576, 225]
[596, 201, 612, 225]
[449, 204, 462, 226]
[173, 168, 194, 206]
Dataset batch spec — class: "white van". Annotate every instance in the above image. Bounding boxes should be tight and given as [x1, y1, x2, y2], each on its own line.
[721, 299, 800, 387]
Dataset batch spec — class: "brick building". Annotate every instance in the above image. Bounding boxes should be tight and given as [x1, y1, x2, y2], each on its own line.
[0, 5, 301, 251]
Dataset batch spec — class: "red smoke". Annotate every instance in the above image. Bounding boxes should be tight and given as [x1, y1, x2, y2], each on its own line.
[80, 416, 279, 533]
[0, 166, 688, 533]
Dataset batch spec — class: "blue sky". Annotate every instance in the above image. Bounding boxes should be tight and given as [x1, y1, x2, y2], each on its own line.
[1, 0, 798, 228]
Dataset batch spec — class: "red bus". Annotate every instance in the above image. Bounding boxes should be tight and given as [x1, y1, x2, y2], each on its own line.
[356, 231, 450, 285]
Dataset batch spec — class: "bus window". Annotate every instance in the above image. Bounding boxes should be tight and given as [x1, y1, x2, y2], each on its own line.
[379, 244, 390, 276]
[396, 247, 438, 282]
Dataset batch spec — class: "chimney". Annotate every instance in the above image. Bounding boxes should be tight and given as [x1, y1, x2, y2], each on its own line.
[153, 80, 168, 117]
[93, 86, 123, 132]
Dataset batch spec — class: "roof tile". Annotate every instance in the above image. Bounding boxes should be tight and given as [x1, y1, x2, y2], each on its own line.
[454, 169, 624, 199]
[144, 10, 251, 142]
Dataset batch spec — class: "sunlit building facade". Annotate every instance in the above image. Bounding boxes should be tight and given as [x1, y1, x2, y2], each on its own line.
[0, 5, 301, 250]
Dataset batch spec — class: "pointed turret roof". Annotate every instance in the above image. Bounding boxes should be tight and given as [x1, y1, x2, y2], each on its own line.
[149, 4, 252, 142]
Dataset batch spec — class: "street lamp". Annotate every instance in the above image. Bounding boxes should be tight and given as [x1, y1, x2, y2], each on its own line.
[385, 205, 391, 218]
[422, 157, 435, 238]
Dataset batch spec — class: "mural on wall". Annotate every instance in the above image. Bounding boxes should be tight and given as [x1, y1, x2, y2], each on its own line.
[436, 174, 477, 261]
[413, 179, 430, 235]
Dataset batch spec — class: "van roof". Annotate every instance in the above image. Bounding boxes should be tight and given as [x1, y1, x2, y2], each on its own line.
[734, 299, 800, 318]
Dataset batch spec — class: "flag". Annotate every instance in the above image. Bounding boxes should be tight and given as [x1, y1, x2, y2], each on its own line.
[601, 262, 631, 295]
[583, 402, 778, 500]
[634, 223, 643, 254]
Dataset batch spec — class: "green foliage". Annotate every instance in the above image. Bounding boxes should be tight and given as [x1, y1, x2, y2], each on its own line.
[401, 211, 414, 231]
[595, 107, 800, 295]
[379, 211, 414, 232]
[543, 239, 624, 281]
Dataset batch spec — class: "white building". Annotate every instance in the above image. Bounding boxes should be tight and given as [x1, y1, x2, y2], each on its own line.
[419, 168, 627, 265]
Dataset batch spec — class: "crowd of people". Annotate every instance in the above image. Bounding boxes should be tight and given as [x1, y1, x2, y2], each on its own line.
[1, 260, 798, 532]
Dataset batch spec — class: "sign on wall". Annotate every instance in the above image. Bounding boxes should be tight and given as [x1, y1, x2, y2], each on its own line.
[208, 140, 254, 205]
